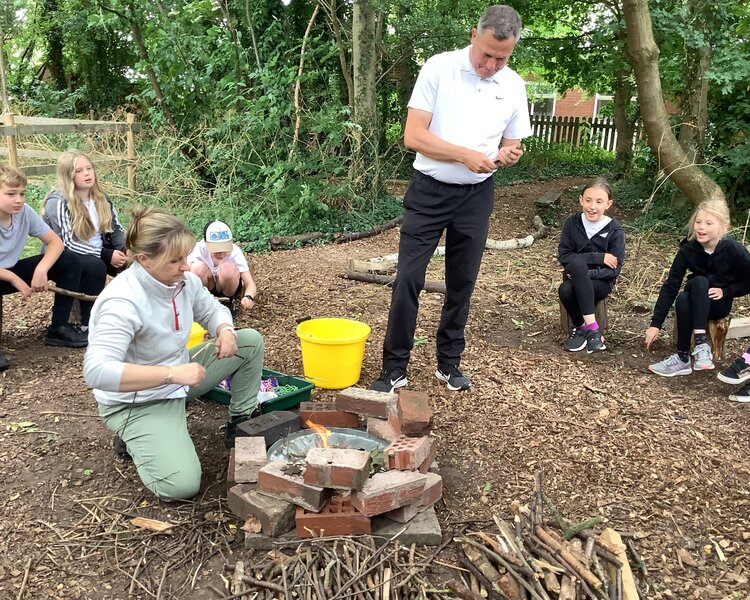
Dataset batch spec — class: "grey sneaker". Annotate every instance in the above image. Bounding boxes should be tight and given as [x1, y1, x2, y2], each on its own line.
[435, 363, 472, 391]
[564, 327, 587, 352]
[729, 384, 750, 403]
[717, 356, 750, 384]
[692, 343, 714, 370]
[649, 353, 692, 377]
[585, 328, 606, 353]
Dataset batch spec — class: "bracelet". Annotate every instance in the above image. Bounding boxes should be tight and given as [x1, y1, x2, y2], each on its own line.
[244, 294, 255, 302]
[164, 367, 172, 385]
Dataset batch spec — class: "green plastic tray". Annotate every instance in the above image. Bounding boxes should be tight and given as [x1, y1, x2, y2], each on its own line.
[202, 368, 314, 413]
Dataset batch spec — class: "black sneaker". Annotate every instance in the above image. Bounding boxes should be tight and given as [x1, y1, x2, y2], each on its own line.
[0, 353, 9, 371]
[585, 328, 606, 353]
[113, 435, 132, 461]
[224, 405, 262, 448]
[369, 368, 408, 393]
[729, 384, 750, 403]
[564, 327, 587, 352]
[435, 363, 471, 391]
[717, 356, 750, 385]
[44, 324, 88, 348]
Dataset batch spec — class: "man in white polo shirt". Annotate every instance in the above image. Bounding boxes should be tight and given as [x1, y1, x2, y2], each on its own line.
[370, 5, 531, 393]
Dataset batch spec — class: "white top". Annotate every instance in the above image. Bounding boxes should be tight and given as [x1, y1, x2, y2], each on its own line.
[409, 45, 532, 185]
[581, 214, 612, 240]
[187, 240, 249, 277]
[84, 199, 103, 249]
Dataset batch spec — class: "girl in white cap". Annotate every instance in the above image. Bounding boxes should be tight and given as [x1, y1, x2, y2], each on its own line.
[188, 220, 257, 312]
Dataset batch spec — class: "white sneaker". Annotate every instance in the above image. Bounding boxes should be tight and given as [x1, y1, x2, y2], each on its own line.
[692, 343, 714, 370]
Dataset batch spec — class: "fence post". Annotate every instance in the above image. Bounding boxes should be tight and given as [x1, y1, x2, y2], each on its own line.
[3, 112, 18, 168]
[126, 113, 136, 191]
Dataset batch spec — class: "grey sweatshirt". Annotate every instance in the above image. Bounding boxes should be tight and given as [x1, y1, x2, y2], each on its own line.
[83, 262, 233, 405]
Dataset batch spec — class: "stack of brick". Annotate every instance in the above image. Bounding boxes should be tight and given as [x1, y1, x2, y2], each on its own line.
[227, 387, 441, 540]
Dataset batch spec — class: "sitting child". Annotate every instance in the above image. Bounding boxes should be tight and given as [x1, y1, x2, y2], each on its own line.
[188, 220, 257, 311]
[558, 177, 625, 353]
[646, 200, 750, 376]
[0, 165, 88, 369]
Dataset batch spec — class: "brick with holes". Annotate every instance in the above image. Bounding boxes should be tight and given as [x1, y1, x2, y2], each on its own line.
[299, 402, 360, 429]
[257, 461, 331, 512]
[336, 387, 398, 419]
[295, 495, 371, 538]
[350, 470, 427, 517]
[303, 447, 372, 491]
[384, 435, 433, 471]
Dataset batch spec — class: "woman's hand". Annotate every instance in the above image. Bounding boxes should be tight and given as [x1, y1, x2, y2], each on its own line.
[215, 328, 238, 359]
[603, 253, 618, 269]
[708, 287, 724, 300]
[645, 326, 660, 349]
[172, 362, 206, 387]
[110, 250, 128, 268]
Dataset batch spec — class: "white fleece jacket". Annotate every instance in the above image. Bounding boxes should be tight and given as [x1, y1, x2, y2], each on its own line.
[83, 262, 233, 405]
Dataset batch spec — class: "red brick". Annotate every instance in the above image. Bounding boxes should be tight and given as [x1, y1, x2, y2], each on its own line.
[397, 390, 433, 436]
[367, 414, 401, 441]
[383, 473, 443, 523]
[299, 402, 360, 429]
[233, 436, 267, 483]
[384, 435, 432, 471]
[228, 484, 296, 536]
[296, 495, 371, 538]
[304, 447, 371, 491]
[350, 470, 427, 517]
[336, 387, 397, 419]
[257, 461, 332, 512]
[417, 439, 438, 474]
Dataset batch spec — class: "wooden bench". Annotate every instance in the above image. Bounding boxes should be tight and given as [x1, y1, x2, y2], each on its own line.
[559, 298, 608, 335]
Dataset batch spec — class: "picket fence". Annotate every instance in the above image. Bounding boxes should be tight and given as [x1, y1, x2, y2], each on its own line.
[530, 115, 643, 152]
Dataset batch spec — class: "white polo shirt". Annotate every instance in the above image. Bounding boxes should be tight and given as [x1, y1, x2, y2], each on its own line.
[409, 45, 532, 185]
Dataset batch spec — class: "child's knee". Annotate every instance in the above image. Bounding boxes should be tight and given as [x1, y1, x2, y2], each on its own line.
[216, 261, 240, 280]
[564, 257, 588, 277]
[686, 275, 709, 292]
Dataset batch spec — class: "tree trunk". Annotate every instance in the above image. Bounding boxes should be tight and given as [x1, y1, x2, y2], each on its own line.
[613, 62, 636, 175]
[351, 0, 380, 199]
[622, 0, 724, 205]
[0, 21, 10, 111]
[42, 0, 67, 90]
[323, 0, 354, 109]
[678, 0, 712, 165]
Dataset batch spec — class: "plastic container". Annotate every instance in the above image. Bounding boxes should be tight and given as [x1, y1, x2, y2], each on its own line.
[202, 368, 314, 413]
[295, 318, 371, 389]
[187, 322, 207, 349]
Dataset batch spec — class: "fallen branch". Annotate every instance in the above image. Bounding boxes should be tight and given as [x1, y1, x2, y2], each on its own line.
[269, 232, 325, 250]
[339, 271, 446, 294]
[333, 215, 404, 244]
[485, 216, 548, 250]
[48, 284, 98, 302]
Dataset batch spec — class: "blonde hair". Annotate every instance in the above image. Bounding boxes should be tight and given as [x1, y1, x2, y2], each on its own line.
[126, 207, 195, 266]
[0, 165, 28, 189]
[687, 200, 730, 240]
[47, 150, 113, 240]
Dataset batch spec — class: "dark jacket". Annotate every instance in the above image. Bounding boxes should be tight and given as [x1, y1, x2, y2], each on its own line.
[558, 213, 626, 281]
[650, 237, 750, 329]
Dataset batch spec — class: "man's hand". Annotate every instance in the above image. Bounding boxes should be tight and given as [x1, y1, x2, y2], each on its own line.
[494, 143, 523, 167]
[603, 253, 618, 269]
[215, 328, 238, 359]
[461, 149, 498, 174]
[30, 268, 49, 293]
[110, 250, 128, 268]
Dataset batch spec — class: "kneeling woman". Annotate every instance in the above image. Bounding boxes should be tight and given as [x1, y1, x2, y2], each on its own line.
[83, 207, 263, 500]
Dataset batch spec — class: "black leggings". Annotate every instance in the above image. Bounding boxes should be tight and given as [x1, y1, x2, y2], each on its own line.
[558, 257, 613, 327]
[675, 276, 732, 352]
[76, 254, 111, 326]
[0, 250, 81, 328]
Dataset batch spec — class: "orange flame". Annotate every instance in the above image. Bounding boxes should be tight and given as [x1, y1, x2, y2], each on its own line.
[305, 420, 332, 448]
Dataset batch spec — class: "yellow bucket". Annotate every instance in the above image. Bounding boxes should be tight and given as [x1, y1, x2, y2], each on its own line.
[187, 322, 207, 349]
[295, 318, 371, 389]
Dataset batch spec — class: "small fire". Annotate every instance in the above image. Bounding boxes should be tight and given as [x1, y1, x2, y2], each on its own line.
[305, 420, 332, 448]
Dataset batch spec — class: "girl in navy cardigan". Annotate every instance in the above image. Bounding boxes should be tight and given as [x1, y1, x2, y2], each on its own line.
[558, 178, 625, 353]
[646, 200, 750, 377]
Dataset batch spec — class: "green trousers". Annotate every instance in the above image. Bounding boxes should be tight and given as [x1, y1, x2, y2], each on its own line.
[98, 328, 264, 500]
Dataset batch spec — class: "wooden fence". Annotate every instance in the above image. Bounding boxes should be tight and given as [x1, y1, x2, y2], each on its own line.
[530, 115, 642, 152]
[1, 113, 140, 190]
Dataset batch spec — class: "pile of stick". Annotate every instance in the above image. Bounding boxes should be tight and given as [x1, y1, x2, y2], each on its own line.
[451, 473, 647, 600]
[216, 535, 453, 600]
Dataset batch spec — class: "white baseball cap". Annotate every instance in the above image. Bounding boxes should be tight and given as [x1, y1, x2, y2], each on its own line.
[204, 220, 233, 252]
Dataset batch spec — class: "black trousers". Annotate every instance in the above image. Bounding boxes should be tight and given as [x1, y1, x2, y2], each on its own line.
[675, 275, 732, 352]
[558, 258, 614, 327]
[0, 250, 82, 328]
[76, 254, 111, 326]
[382, 171, 494, 370]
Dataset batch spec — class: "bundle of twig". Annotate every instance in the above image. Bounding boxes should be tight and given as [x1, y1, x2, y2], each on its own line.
[214, 535, 453, 600]
[451, 471, 648, 600]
